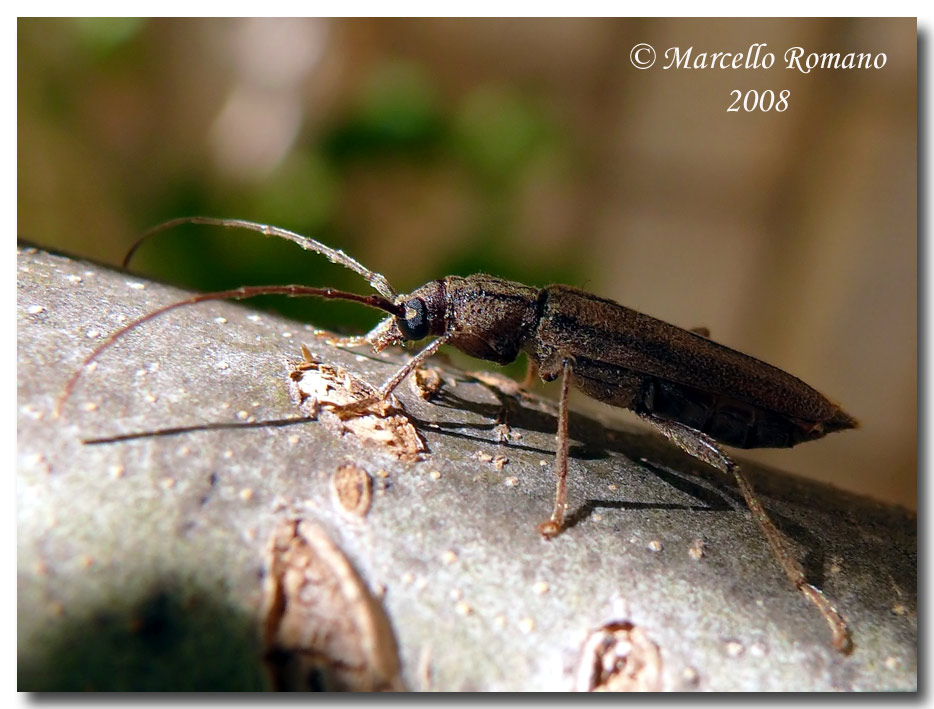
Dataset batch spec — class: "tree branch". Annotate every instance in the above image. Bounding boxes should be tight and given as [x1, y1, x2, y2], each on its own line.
[17, 245, 916, 690]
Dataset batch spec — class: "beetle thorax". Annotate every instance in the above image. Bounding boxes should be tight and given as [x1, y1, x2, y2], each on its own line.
[434, 275, 541, 365]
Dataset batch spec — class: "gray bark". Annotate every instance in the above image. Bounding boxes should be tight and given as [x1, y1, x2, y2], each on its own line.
[17, 245, 916, 691]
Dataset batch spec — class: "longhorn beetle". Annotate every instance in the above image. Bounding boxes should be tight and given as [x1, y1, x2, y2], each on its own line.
[57, 216, 857, 653]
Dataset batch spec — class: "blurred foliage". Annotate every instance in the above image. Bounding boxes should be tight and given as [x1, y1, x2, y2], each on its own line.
[71, 17, 146, 57]
[321, 63, 445, 162]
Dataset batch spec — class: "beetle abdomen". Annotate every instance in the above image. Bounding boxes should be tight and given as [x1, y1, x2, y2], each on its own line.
[638, 376, 855, 449]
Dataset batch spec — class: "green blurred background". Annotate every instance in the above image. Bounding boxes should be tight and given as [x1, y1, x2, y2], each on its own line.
[18, 18, 916, 508]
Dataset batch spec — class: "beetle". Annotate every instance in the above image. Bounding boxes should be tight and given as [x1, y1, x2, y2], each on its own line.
[57, 216, 857, 653]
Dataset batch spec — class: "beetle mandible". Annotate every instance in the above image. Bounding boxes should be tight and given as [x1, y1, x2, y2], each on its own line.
[57, 216, 858, 653]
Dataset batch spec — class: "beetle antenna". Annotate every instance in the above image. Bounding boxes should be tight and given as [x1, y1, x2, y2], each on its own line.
[54, 284, 404, 418]
[124, 217, 399, 301]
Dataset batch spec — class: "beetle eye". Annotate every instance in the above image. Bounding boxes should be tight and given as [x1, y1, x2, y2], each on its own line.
[398, 298, 429, 340]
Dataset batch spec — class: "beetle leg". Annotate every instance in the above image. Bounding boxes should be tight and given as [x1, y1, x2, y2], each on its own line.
[333, 334, 451, 417]
[640, 413, 852, 654]
[313, 315, 401, 350]
[538, 357, 573, 539]
[521, 358, 539, 390]
[312, 331, 371, 348]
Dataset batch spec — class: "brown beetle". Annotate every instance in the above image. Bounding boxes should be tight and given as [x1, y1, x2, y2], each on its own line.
[57, 217, 857, 653]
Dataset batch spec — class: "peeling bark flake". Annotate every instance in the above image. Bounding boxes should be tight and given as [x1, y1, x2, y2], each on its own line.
[288, 351, 426, 462]
[575, 620, 662, 692]
[261, 519, 404, 691]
